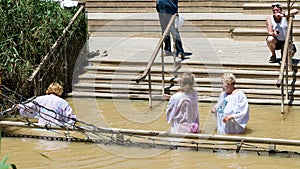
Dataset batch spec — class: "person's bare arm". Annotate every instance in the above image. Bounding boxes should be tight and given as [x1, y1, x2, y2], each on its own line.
[282, 9, 299, 18]
[266, 16, 277, 36]
[266, 16, 273, 36]
[290, 8, 299, 16]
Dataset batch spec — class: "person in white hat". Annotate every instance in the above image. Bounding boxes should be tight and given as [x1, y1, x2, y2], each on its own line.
[266, 2, 298, 63]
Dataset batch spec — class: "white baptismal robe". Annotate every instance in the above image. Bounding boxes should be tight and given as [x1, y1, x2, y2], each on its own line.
[216, 90, 249, 134]
[166, 91, 199, 133]
[19, 94, 76, 125]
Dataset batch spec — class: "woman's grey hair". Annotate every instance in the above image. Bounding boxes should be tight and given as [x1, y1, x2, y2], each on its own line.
[179, 72, 195, 93]
[222, 73, 236, 86]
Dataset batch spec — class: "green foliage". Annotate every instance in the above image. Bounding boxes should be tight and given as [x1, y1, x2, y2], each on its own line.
[0, 155, 17, 169]
[0, 0, 73, 87]
[0, 0, 86, 104]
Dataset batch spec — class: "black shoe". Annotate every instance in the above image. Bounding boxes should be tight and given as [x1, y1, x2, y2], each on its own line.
[177, 53, 185, 60]
[269, 56, 276, 63]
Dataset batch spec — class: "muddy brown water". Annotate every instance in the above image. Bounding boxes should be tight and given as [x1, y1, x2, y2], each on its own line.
[1, 98, 300, 168]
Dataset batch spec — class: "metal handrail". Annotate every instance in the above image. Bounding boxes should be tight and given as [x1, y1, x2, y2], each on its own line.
[276, 14, 294, 113]
[135, 14, 177, 107]
[276, 17, 294, 87]
[135, 14, 177, 83]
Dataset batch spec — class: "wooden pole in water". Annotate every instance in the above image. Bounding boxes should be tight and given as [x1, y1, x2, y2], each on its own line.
[2, 121, 300, 147]
[100, 127, 300, 147]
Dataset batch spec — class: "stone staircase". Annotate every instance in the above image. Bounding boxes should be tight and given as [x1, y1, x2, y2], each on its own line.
[85, 0, 300, 41]
[85, 0, 297, 14]
[72, 57, 300, 105]
[69, 0, 300, 105]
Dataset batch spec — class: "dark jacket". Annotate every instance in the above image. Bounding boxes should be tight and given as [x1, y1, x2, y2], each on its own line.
[156, 0, 178, 15]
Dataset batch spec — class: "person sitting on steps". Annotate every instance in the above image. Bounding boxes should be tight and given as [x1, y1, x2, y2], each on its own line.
[266, 2, 298, 63]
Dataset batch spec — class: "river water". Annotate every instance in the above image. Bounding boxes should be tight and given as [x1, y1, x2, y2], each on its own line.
[1, 98, 300, 168]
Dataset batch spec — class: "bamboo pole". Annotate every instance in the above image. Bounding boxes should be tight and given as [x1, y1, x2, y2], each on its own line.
[93, 127, 300, 147]
[2, 121, 300, 147]
[0, 121, 65, 130]
[28, 5, 85, 82]
[0, 96, 36, 115]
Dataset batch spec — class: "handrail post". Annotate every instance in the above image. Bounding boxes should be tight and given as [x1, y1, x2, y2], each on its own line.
[288, 21, 294, 71]
[281, 0, 292, 113]
[286, 44, 289, 103]
[161, 46, 165, 96]
[285, 16, 294, 109]
[276, 15, 294, 114]
[281, 80, 284, 113]
[148, 70, 152, 108]
[285, 39, 289, 105]
[171, 20, 177, 67]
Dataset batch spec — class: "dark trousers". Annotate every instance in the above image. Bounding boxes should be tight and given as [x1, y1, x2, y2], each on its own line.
[158, 13, 184, 54]
[275, 40, 297, 57]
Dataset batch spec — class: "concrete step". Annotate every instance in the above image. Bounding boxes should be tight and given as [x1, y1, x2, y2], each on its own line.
[73, 76, 300, 103]
[243, 3, 300, 15]
[78, 36, 300, 105]
[69, 91, 300, 105]
[85, 0, 244, 13]
[73, 83, 300, 99]
[87, 59, 283, 71]
[77, 73, 300, 88]
[87, 13, 300, 40]
[74, 60, 300, 103]
[84, 0, 295, 14]
[83, 65, 300, 79]
[233, 28, 300, 41]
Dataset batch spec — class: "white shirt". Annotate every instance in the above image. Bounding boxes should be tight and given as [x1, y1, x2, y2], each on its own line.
[19, 94, 76, 125]
[215, 90, 249, 134]
[271, 15, 288, 41]
[166, 91, 199, 133]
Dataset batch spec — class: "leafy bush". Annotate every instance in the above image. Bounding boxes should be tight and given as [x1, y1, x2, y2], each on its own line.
[0, 155, 17, 169]
[0, 0, 86, 105]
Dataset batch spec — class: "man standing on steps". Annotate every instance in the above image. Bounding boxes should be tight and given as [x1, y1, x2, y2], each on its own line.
[156, 0, 185, 59]
[266, 2, 298, 63]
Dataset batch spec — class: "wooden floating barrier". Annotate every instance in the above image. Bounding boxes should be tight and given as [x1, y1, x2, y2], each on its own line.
[0, 121, 69, 131]
[88, 127, 300, 147]
[1, 120, 300, 147]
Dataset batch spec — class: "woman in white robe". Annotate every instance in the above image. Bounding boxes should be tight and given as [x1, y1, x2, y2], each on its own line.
[17, 83, 77, 126]
[165, 73, 199, 134]
[211, 73, 249, 134]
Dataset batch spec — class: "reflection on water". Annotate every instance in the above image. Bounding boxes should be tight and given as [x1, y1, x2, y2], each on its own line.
[1, 98, 300, 168]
